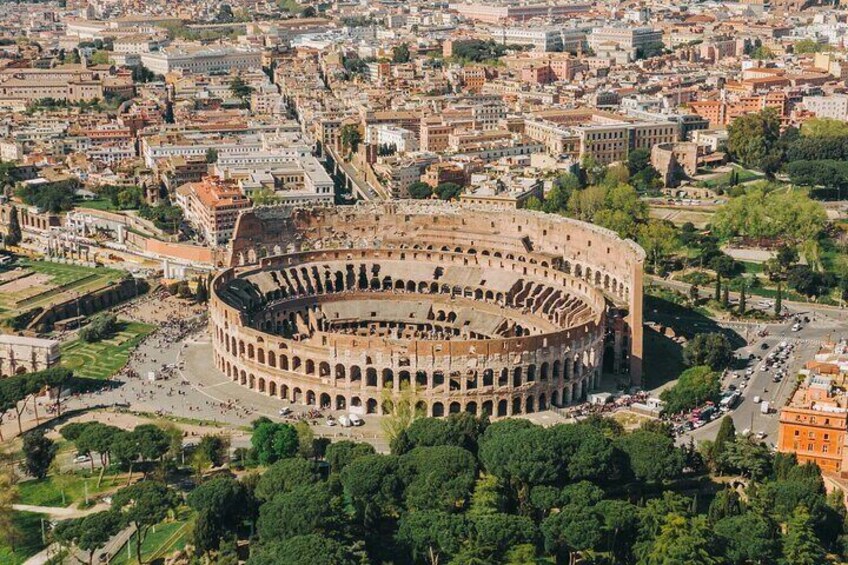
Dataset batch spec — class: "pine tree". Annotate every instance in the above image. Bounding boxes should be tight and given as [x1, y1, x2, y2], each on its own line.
[782, 505, 826, 565]
[689, 284, 699, 304]
[722, 285, 729, 308]
[6, 205, 21, 246]
[714, 276, 721, 302]
[738, 281, 746, 314]
[711, 416, 736, 472]
[775, 283, 782, 316]
[195, 277, 208, 303]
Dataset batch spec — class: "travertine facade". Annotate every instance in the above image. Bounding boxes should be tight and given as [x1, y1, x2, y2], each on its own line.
[0, 335, 60, 377]
[210, 202, 644, 417]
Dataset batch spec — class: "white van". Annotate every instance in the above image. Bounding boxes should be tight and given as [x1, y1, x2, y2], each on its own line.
[348, 413, 363, 426]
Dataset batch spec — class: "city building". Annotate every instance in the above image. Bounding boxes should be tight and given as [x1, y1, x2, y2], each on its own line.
[778, 340, 848, 475]
[139, 46, 262, 75]
[175, 177, 252, 246]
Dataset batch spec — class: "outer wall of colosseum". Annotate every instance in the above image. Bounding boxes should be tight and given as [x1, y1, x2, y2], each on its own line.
[210, 202, 645, 418]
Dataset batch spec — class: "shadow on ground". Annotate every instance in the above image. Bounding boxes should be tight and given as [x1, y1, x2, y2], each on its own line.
[642, 294, 746, 389]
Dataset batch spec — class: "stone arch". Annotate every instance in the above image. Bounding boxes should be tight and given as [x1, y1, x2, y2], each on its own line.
[366, 398, 378, 414]
[335, 364, 346, 381]
[306, 390, 316, 405]
[466, 401, 477, 415]
[268, 351, 276, 368]
[481, 400, 493, 416]
[482, 369, 494, 387]
[432, 402, 445, 417]
[497, 399, 508, 417]
[320, 393, 331, 409]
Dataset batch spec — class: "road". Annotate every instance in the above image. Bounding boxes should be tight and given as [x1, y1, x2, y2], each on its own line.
[648, 274, 845, 316]
[53, 327, 390, 452]
[325, 146, 386, 201]
[681, 308, 848, 447]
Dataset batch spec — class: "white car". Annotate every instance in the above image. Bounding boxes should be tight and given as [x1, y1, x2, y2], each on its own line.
[792, 324, 802, 332]
[74, 454, 91, 464]
[278, 407, 292, 416]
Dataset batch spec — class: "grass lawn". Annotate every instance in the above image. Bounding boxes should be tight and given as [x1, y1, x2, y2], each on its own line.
[21, 259, 123, 287]
[17, 470, 123, 508]
[0, 259, 125, 325]
[0, 511, 47, 564]
[61, 321, 155, 380]
[702, 165, 764, 188]
[111, 510, 194, 565]
[75, 198, 117, 212]
[741, 261, 763, 274]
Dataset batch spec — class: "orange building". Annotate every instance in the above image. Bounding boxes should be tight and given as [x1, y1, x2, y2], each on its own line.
[175, 177, 252, 247]
[690, 91, 789, 127]
[778, 373, 848, 475]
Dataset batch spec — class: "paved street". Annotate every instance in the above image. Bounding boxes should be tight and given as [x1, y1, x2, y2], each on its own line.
[54, 327, 390, 451]
[681, 306, 848, 447]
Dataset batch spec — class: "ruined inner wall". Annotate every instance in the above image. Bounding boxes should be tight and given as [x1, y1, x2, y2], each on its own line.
[227, 201, 645, 382]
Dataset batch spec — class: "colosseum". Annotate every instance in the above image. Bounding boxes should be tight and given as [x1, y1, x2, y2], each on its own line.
[209, 201, 645, 418]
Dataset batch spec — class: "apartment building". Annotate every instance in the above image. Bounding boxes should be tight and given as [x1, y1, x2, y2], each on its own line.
[459, 174, 543, 209]
[365, 124, 419, 153]
[175, 177, 252, 246]
[588, 26, 663, 59]
[140, 46, 261, 75]
[690, 91, 789, 127]
[803, 94, 848, 121]
[489, 26, 587, 53]
[449, 2, 592, 24]
[778, 375, 848, 474]
[524, 112, 678, 164]
[777, 340, 848, 475]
